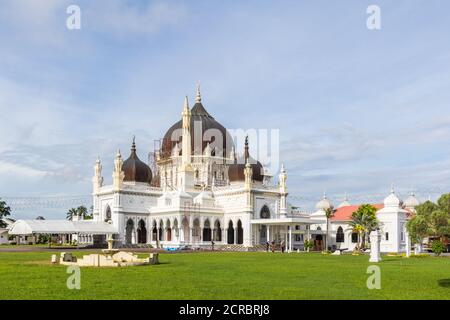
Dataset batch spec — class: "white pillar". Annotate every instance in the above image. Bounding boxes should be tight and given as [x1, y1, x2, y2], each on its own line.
[289, 226, 292, 252]
[405, 231, 411, 257]
[369, 230, 382, 262]
[267, 225, 271, 243]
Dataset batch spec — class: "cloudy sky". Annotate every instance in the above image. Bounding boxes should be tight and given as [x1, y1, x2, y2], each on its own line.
[1, 0, 450, 218]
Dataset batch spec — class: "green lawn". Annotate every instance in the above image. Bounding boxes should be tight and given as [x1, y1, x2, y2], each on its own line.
[0, 251, 449, 300]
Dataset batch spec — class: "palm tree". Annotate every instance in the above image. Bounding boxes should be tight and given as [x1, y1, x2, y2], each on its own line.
[349, 204, 379, 249]
[0, 199, 12, 228]
[324, 207, 335, 251]
[76, 206, 88, 219]
[66, 208, 77, 221]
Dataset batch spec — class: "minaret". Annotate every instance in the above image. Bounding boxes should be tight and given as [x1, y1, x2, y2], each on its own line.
[179, 96, 194, 191]
[279, 163, 288, 217]
[181, 95, 192, 166]
[244, 158, 253, 190]
[92, 156, 103, 194]
[112, 149, 124, 191]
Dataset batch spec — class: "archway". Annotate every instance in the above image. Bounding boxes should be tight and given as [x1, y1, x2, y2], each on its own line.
[182, 217, 190, 243]
[237, 220, 243, 244]
[166, 219, 172, 242]
[192, 218, 201, 243]
[152, 221, 157, 241]
[227, 221, 234, 244]
[203, 219, 212, 242]
[137, 219, 147, 244]
[173, 219, 179, 240]
[125, 219, 134, 245]
[158, 220, 163, 241]
[213, 220, 221, 241]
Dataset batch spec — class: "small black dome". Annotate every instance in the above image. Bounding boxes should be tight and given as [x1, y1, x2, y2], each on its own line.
[228, 137, 264, 182]
[122, 139, 152, 184]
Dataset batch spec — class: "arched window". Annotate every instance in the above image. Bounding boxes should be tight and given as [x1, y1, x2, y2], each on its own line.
[351, 232, 358, 243]
[152, 221, 157, 241]
[260, 205, 271, 219]
[105, 206, 112, 222]
[336, 226, 344, 243]
[166, 219, 172, 242]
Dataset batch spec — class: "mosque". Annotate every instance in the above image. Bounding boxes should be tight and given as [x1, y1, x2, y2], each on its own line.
[9, 86, 421, 253]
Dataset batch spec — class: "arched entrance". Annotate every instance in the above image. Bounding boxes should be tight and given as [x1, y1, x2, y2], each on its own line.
[158, 221, 163, 241]
[213, 220, 222, 241]
[192, 218, 201, 243]
[203, 219, 212, 242]
[166, 219, 172, 242]
[125, 219, 134, 245]
[237, 220, 244, 244]
[137, 219, 147, 244]
[227, 221, 234, 244]
[182, 217, 190, 243]
[314, 234, 323, 251]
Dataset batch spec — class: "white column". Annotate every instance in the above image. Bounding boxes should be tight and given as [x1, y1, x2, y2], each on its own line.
[267, 225, 271, 243]
[289, 226, 292, 252]
[405, 231, 411, 257]
[369, 230, 382, 262]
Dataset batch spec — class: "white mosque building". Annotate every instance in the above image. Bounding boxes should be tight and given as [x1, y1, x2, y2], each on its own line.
[9, 86, 420, 253]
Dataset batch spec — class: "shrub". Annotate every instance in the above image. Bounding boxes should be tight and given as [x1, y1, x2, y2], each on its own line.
[431, 240, 446, 256]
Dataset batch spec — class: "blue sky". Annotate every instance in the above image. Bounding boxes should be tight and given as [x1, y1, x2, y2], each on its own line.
[1, 0, 450, 218]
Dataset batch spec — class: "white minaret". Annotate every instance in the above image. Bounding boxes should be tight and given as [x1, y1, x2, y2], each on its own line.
[244, 158, 253, 190]
[112, 150, 124, 191]
[178, 95, 194, 191]
[279, 163, 288, 217]
[181, 95, 192, 166]
[92, 156, 103, 194]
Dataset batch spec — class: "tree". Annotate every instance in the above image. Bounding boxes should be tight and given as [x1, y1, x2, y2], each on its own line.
[324, 207, 335, 251]
[77, 206, 88, 219]
[66, 208, 77, 221]
[406, 214, 429, 244]
[0, 199, 12, 228]
[407, 195, 450, 245]
[349, 204, 378, 249]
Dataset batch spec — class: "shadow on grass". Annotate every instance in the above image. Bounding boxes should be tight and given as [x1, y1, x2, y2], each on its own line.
[438, 279, 450, 288]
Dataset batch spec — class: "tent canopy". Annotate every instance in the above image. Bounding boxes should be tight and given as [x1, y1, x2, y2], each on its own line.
[9, 220, 117, 235]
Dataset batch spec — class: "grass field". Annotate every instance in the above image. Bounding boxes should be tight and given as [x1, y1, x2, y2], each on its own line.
[0, 251, 449, 300]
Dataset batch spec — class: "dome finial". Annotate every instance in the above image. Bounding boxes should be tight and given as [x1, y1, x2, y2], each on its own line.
[131, 135, 136, 152]
[390, 182, 395, 194]
[244, 135, 249, 161]
[195, 82, 202, 103]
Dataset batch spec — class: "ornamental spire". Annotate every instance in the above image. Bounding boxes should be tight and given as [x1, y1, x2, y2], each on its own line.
[195, 82, 202, 103]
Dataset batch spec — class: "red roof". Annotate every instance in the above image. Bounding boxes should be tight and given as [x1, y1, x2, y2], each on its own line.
[331, 204, 384, 222]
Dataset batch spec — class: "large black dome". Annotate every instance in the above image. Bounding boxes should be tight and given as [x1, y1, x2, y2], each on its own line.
[122, 139, 152, 184]
[160, 93, 234, 159]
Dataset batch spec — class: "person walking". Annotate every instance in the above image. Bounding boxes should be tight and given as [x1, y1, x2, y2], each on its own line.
[271, 240, 275, 253]
[266, 241, 270, 252]
[281, 240, 286, 253]
[211, 240, 215, 251]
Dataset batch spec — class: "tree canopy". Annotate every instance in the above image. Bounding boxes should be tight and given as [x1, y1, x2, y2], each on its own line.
[407, 194, 450, 242]
[0, 198, 12, 228]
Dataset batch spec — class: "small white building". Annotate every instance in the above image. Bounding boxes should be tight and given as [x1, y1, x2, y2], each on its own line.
[309, 188, 417, 253]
